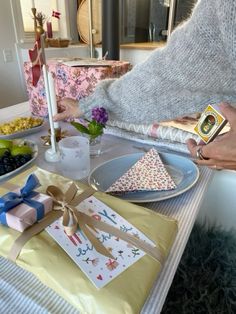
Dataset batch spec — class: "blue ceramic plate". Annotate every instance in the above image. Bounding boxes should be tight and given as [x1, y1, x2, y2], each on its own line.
[88, 151, 199, 203]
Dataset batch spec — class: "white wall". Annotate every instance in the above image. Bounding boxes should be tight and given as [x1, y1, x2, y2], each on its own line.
[20, 45, 153, 65]
[0, 0, 27, 109]
[95, 47, 152, 65]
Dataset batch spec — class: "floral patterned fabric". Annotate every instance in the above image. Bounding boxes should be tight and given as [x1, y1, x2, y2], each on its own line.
[106, 148, 176, 194]
[24, 60, 131, 117]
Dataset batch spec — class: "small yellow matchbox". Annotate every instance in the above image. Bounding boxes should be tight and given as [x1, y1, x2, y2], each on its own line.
[194, 104, 228, 143]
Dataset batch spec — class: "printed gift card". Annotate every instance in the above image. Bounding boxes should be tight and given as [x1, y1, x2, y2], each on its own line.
[46, 196, 155, 288]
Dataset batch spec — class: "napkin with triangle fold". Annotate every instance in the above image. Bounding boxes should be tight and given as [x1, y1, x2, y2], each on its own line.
[106, 148, 176, 194]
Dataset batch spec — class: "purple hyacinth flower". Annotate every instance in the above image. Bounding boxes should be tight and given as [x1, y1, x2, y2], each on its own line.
[91, 107, 108, 125]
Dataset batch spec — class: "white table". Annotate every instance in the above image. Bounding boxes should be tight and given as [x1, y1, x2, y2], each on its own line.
[0, 102, 212, 314]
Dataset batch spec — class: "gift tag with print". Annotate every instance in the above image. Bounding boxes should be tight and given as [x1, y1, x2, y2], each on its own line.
[46, 196, 155, 288]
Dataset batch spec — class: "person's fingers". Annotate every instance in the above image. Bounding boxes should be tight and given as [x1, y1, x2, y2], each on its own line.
[198, 140, 205, 145]
[186, 139, 209, 159]
[212, 132, 228, 142]
[219, 103, 236, 128]
[57, 98, 74, 109]
[206, 164, 236, 170]
[57, 101, 68, 114]
[53, 111, 71, 121]
[195, 158, 236, 170]
[209, 165, 223, 170]
[186, 139, 199, 158]
[58, 97, 73, 104]
[187, 137, 227, 160]
[57, 104, 66, 113]
[55, 98, 82, 121]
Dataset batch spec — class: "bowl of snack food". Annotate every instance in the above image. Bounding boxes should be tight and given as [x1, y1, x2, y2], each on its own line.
[0, 138, 38, 180]
[0, 117, 44, 139]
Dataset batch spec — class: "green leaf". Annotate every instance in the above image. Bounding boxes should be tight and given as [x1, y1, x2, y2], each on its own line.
[71, 121, 90, 135]
[88, 121, 104, 136]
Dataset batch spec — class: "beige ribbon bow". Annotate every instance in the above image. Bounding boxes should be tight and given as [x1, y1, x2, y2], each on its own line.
[8, 184, 164, 264]
[46, 184, 114, 259]
[47, 184, 164, 264]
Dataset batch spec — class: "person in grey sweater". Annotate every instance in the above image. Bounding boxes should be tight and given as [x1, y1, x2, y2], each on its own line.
[55, 0, 236, 170]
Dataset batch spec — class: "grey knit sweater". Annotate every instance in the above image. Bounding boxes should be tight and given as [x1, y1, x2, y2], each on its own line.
[79, 0, 236, 124]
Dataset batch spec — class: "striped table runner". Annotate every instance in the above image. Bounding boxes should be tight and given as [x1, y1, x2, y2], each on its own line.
[0, 257, 78, 314]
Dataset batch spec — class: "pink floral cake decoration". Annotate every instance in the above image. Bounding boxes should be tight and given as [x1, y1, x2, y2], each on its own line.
[106, 148, 176, 194]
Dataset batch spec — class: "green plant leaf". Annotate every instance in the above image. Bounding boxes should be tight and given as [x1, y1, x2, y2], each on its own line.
[71, 121, 90, 135]
[88, 121, 104, 137]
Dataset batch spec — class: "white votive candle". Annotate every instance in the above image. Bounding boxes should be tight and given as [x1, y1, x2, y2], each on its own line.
[48, 72, 59, 129]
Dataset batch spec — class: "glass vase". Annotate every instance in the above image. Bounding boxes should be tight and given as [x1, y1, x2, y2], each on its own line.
[89, 135, 102, 157]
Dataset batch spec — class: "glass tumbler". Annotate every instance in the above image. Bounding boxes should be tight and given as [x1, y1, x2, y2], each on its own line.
[58, 136, 90, 180]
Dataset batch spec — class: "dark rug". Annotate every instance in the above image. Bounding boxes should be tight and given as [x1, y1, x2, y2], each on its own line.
[161, 223, 236, 314]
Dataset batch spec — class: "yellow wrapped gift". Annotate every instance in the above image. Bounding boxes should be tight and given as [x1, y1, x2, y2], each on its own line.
[0, 167, 178, 314]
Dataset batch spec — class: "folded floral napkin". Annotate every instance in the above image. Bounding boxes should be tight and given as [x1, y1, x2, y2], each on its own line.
[106, 148, 176, 194]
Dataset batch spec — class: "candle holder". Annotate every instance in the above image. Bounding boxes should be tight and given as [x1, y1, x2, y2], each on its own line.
[41, 127, 69, 146]
[45, 147, 60, 163]
[31, 7, 38, 40]
[46, 21, 53, 38]
[31, 8, 46, 39]
[44, 129, 60, 163]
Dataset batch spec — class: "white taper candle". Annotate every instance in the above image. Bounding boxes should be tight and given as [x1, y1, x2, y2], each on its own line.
[47, 72, 59, 129]
[31, 0, 35, 8]
[42, 65, 57, 153]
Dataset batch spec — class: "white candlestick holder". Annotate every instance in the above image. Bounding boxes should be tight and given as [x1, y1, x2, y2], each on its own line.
[45, 147, 60, 162]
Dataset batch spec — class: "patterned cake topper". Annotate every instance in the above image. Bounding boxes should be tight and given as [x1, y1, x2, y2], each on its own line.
[106, 148, 176, 194]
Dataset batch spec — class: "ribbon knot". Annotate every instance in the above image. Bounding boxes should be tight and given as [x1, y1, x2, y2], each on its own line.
[57, 200, 68, 211]
[0, 174, 45, 226]
[6, 181, 164, 264]
[46, 183, 114, 258]
[46, 184, 164, 263]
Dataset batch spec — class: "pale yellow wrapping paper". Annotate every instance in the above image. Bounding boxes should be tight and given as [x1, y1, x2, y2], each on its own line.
[0, 167, 178, 314]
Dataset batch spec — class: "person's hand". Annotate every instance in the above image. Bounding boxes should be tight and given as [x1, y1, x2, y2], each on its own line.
[53, 98, 83, 121]
[187, 103, 236, 170]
